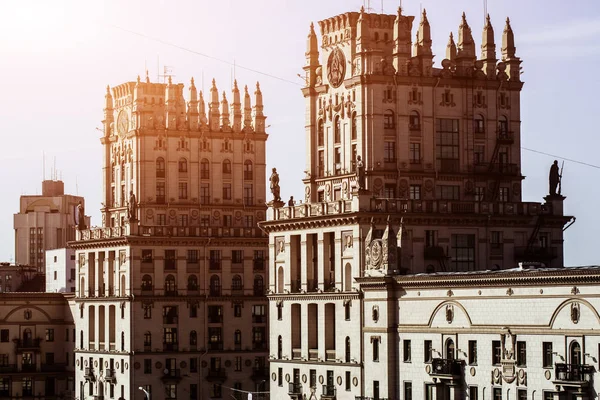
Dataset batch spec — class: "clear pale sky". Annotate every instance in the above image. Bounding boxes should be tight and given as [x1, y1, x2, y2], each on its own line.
[1, 0, 599, 266]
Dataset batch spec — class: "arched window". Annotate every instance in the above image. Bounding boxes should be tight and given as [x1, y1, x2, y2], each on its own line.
[222, 160, 232, 175]
[210, 275, 221, 296]
[190, 331, 197, 346]
[499, 116, 509, 136]
[446, 338, 455, 360]
[23, 328, 32, 342]
[80, 277, 85, 297]
[200, 159, 210, 179]
[345, 337, 351, 362]
[254, 275, 264, 296]
[474, 114, 485, 134]
[570, 341, 582, 365]
[144, 331, 151, 348]
[351, 113, 357, 140]
[232, 275, 243, 290]
[165, 275, 176, 295]
[374, 32, 379, 41]
[187, 275, 198, 291]
[384, 32, 389, 41]
[277, 266, 284, 293]
[318, 119, 325, 146]
[409, 111, 421, 130]
[142, 275, 152, 291]
[244, 160, 253, 180]
[384, 110, 395, 129]
[178, 158, 187, 173]
[334, 116, 341, 144]
[156, 157, 165, 178]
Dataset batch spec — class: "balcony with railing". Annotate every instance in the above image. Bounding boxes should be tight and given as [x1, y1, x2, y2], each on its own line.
[553, 363, 595, 389]
[322, 384, 336, 399]
[252, 315, 266, 324]
[325, 350, 336, 361]
[84, 367, 95, 381]
[15, 338, 42, 352]
[308, 349, 318, 361]
[429, 358, 464, 383]
[253, 341, 267, 350]
[208, 342, 224, 351]
[0, 364, 16, 373]
[105, 368, 117, 383]
[21, 363, 36, 372]
[207, 368, 227, 382]
[160, 368, 181, 382]
[496, 130, 515, 143]
[288, 383, 302, 395]
[164, 287, 178, 297]
[163, 342, 179, 351]
[292, 348, 302, 360]
[77, 225, 266, 242]
[163, 315, 178, 325]
[514, 246, 558, 262]
[472, 162, 519, 176]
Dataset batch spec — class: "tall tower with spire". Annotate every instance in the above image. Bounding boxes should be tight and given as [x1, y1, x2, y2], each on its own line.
[74, 77, 271, 399]
[262, 7, 573, 400]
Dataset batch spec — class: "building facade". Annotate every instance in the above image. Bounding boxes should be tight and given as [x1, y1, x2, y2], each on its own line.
[14, 179, 89, 272]
[262, 7, 579, 400]
[45, 248, 76, 293]
[71, 76, 270, 400]
[0, 292, 75, 399]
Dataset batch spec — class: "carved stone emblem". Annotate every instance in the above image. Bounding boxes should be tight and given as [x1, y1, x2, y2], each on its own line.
[571, 302, 580, 324]
[327, 48, 346, 88]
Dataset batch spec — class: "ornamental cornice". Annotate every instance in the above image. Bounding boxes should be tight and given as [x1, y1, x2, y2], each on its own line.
[69, 236, 267, 249]
[267, 292, 361, 302]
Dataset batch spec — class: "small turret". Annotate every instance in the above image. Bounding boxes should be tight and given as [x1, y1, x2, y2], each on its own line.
[414, 9, 433, 75]
[220, 91, 230, 130]
[304, 22, 320, 88]
[457, 12, 476, 65]
[165, 76, 177, 129]
[446, 32, 457, 61]
[231, 80, 242, 132]
[133, 75, 144, 113]
[188, 77, 199, 131]
[481, 14, 497, 78]
[252, 82, 266, 133]
[243, 85, 252, 131]
[502, 17, 521, 81]
[393, 7, 414, 75]
[209, 79, 220, 131]
[199, 91, 207, 126]
[103, 85, 113, 136]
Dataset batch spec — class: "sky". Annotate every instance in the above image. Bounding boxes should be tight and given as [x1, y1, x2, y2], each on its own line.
[1, 0, 599, 266]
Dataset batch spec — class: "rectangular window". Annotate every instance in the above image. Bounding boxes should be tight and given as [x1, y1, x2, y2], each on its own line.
[244, 184, 254, 206]
[475, 186, 485, 202]
[517, 341, 527, 367]
[244, 215, 254, 228]
[45, 329, 54, 342]
[144, 359, 152, 374]
[310, 369, 317, 389]
[223, 215, 232, 227]
[410, 185, 421, 200]
[451, 234, 476, 271]
[345, 371, 351, 391]
[403, 340, 411, 362]
[543, 342, 553, 368]
[409, 143, 421, 163]
[384, 141, 396, 162]
[190, 384, 198, 400]
[200, 215, 210, 227]
[334, 147, 342, 174]
[317, 150, 325, 177]
[436, 185, 460, 200]
[222, 184, 232, 200]
[164, 250, 176, 270]
[474, 144, 485, 164]
[178, 214, 188, 226]
[493, 388, 502, 400]
[278, 367, 283, 387]
[1, 330, 9, 342]
[234, 304, 242, 318]
[499, 187, 509, 202]
[178, 182, 188, 199]
[156, 182, 166, 204]
[232, 250, 243, 264]
[141, 249, 153, 263]
[384, 184, 396, 198]
[436, 118, 460, 172]
[384, 111, 395, 129]
[517, 390, 527, 400]
[469, 340, 478, 365]
[190, 358, 198, 373]
[404, 382, 412, 400]
[469, 386, 478, 400]
[372, 338, 379, 362]
[424, 340, 432, 363]
[157, 213, 167, 226]
[143, 305, 152, 319]
[187, 250, 199, 264]
[200, 183, 210, 205]
[543, 392, 554, 400]
[492, 340, 502, 365]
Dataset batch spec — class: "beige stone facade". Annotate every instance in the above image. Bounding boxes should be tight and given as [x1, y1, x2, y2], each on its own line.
[262, 7, 581, 400]
[71, 76, 270, 400]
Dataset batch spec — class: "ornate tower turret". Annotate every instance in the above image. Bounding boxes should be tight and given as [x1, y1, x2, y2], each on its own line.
[457, 12, 476, 67]
[304, 22, 320, 87]
[188, 77, 199, 131]
[165, 76, 177, 129]
[231, 80, 242, 132]
[392, 7, 414, 75]
[103, 85, 113, 137]
[253, 82, 266, 133]
[243, 85, 252, 131]
[209, 79, 220, 131]
[446, 32, 457, 61]
[414, 9, 433, 75]
[220, 91, 230, 131]
[481, 14, 497, 78]
[199, 90, 207, 126]
[502, 17, 521, 81]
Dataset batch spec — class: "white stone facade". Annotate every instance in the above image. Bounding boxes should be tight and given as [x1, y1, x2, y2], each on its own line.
[45, 248, 76, 293]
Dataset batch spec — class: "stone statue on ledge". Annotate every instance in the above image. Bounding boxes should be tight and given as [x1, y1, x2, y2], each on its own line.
[270, 168, 281, 202]
[127, 191, 138, 221]
[549, 160, 561, 196]
[356, 155, 366, 191]
[76, 201, 86, 231]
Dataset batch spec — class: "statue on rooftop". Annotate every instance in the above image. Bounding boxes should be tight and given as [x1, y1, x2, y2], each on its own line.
[76, 201, 86, 230]
[128, 191, 138, 221]
[356, 155, 366, 190]
[549, 160, 561, 196]
[270, 168, 281, 202]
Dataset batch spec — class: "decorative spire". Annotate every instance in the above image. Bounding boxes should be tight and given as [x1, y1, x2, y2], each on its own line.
[105, 85, 113, 110]
[446, 32, 457, 60]
[189, 77, 197, 102]
[199, 90, 207, 125]
[104, 85, 114, 134]
[416, 8, 432, 56]
[392, 5, 414, 75]
[220, 91, 230, 129]
[187, 77, 199, 130]
[145, 70, 150, 83]
[231, 80, 242, 132]
[457, 12, 476, 60]
[136, 75, 141, 84]
[209, 79, 220, 131]
[481, 14, 497, 77]
[502, 17, 516, 60]
[243, 85, 252, 130]
[252, 82, 266, 133]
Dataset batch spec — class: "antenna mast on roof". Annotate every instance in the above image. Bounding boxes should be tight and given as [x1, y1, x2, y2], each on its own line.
[484, 0, 488, 22]
[159, 66, 175, 83]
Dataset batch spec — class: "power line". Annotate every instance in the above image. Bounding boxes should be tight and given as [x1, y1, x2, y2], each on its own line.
[522, 147, 600, 169]
[106, 23, 303, 86]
